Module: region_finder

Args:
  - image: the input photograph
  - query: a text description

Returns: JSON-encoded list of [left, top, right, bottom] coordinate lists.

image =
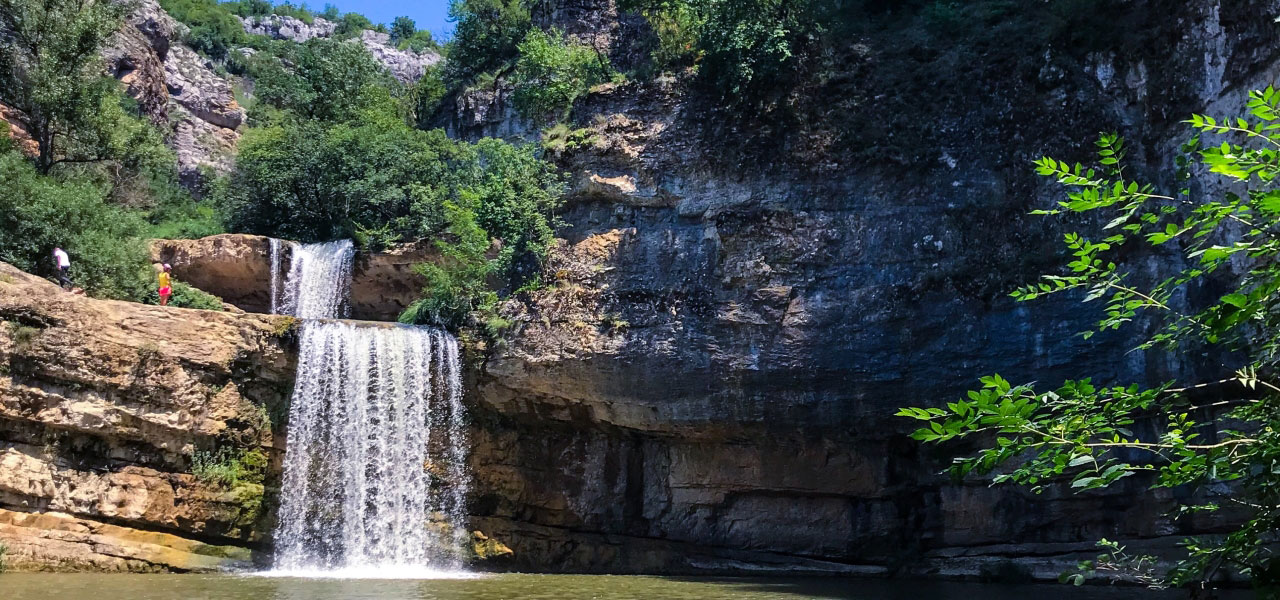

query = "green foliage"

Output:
[[7, 322, 40, 353], [444, 0, 531, 84], [399, 30, 439, 53], [246, 38, 392, 122], [400, 197, 498, 328], [334, 11, 373, 37], [220, 112, 463, 242], [541, 122, 598, 155], [352, 221, 402, 253], [191, 447, 268, 487], [160, 0, 247, 59], [0, 541, 6, 573], [271, 2, 314, 24], [643, 3, 703, 74], [511, 28, 611, 123], [409, 65, 448, 128], [154, 280, 225, 310], [0, 150, 152, 300], [900, 88, 1280, 592], [147, 197, 226, 240], [0, 0, 149, 173], [391, 16, 416, 42], [225, 0, 272, 17]]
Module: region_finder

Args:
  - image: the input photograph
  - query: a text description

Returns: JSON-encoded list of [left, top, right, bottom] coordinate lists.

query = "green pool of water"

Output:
[[1, 572, 1235, 600]]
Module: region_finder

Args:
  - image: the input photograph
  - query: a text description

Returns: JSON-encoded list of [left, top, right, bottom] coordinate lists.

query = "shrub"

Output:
[[0, 150, 151, 300], [400, 30, 438, 53], [644, 3, 704, 73], [7, 322, 40, 353], [191, 447, 268, 486], [334, 12, 373, 37], [444, 0, 531, 84], [399, 197, 497, 329], [511, 28, 611, 123], [272, 2, 314, 24], [152, 281, 225, 311], [159, 0, 247, 59]]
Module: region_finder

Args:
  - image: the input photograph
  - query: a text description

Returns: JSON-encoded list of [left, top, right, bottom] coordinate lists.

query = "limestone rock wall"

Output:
[[237, 15, 443, 83], [451, 0, 1280, 578], [0, 262, 295, 571], [105, 0, 246, 189]]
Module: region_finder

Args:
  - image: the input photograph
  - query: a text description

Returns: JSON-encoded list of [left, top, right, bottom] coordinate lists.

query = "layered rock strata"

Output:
[[0, 262, 294, 571], [449, 0, 1278, 579]]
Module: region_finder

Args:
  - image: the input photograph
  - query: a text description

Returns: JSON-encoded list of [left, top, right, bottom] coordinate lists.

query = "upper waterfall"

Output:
[[269, 239, 354, 319]]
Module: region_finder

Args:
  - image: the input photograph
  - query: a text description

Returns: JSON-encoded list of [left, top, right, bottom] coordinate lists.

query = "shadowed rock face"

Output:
[[149, 235, 434, 322], [0, 262, 294, 572], [449, 0, 1279, 576]]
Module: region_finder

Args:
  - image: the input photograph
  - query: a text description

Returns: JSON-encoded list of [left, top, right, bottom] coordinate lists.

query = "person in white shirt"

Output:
[[52, 247, 71, 290]]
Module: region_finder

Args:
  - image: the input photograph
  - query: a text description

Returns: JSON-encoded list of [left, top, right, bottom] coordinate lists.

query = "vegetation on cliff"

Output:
[[901, 91, 1280, 593]]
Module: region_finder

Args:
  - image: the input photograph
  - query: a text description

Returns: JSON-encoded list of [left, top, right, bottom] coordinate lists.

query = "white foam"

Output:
[[252, 566, 483, 580]]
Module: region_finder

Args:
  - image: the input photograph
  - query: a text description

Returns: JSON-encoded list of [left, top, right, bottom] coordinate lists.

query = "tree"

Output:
[[444, 0, 530, 84], [510, 28, 611, 123], [0, 0, 133, 173], [390, 15, 416, 42], [0, 149, 151, 300], [248, 38, 392, 122], [900, 89, 1280, 595]]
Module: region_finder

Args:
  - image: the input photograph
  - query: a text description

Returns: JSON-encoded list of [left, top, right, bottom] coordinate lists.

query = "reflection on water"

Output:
[[2, 572, 1237, 600]]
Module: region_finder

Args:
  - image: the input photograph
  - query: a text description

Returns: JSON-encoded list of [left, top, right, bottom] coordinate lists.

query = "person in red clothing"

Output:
[[158, 263, 173, 306]]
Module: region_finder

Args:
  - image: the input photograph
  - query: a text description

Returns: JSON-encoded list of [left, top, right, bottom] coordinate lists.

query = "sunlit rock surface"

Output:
[[0, 262, 293, 571]]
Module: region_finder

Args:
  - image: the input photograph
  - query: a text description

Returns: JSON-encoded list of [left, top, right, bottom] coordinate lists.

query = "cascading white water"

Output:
[[267, 239, 471, 577], [274, 240, 354, 319]]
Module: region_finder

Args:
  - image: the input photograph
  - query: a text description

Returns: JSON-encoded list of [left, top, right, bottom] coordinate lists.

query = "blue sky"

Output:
[[312, 0, 454, 41]]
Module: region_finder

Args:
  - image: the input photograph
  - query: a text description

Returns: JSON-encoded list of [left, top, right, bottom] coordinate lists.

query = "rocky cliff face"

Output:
[[237, 15, 442, 83], [105, 0, 245, 189], [449, 0, 1280, 577], [0, 262, 294, 572], [6, 0, 1280, 580]]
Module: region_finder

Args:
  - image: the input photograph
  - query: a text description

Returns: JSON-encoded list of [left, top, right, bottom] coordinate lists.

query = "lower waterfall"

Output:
[[267, 240, 471, 576]]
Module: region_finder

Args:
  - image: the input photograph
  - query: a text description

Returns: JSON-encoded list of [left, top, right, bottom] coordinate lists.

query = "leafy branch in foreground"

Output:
[[901, 87, 1280, 595]]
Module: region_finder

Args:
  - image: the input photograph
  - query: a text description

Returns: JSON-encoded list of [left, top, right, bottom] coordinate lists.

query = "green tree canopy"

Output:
[[0, 0, 139, 173], [444, 0, 531, 84], [390, 15, 416, 42], [510, 28, 610, 123]]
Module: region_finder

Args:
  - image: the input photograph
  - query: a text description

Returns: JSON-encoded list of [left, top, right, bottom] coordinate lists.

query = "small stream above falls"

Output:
[[267, 240, 471, 576]]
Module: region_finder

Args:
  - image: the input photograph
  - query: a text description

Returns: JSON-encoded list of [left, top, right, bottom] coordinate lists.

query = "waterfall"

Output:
[[272, 240, 354, 320], [267, 239, 471, 576]]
